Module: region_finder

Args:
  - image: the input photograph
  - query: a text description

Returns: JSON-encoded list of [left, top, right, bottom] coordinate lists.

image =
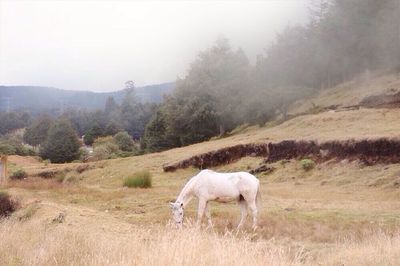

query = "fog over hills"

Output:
[[0, 82, 174, 113]]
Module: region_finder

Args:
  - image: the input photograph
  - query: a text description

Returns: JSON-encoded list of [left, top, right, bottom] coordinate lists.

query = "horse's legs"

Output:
[[197, 198, 207, 227], [204, 202, 213, 228], [247, 200, 258, 230], [237, 200, 248, 229]]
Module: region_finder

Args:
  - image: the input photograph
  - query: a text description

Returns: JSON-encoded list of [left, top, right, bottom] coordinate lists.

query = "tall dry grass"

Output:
[[0, 217, 399, 265], [322, 232, 400, 266], [0, 218, 306, 266]]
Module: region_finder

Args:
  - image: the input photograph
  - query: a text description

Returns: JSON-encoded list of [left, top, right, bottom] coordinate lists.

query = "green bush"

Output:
[[92, 145, 118, 161], [113, 131, 134, 152], [10, 169, 28, 180], [0, 132, 37, 156], [40, 119, 80, 163], [0, 143, 16, 155], [79, 147, 90, 162], [92, 136, 137, 161], [123, 171, 152, 188], [300, 159, 315, 171]]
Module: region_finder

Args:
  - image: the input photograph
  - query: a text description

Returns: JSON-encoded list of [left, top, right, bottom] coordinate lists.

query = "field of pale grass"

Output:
[[0, 215, 399, 265], [1, 155, 400, 265]]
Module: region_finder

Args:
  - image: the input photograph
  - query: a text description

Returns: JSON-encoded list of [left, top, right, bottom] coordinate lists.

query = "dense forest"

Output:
[[1, 0, 399, 161]]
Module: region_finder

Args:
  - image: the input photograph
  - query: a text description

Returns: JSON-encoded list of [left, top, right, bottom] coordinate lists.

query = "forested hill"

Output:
[[0, 82, 174, 113]]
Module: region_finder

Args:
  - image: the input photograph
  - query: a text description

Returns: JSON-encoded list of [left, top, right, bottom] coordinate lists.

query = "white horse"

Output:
[[169, 169, 261, 229]]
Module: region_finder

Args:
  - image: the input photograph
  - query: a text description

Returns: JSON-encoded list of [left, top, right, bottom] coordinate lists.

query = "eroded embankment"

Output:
[[163, 138, 400, 172], [163, 143, 268, 172]]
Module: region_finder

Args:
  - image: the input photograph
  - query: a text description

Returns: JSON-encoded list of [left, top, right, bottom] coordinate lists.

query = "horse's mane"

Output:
[[177, 175, 197, 202], [177, 170, 214, 203]]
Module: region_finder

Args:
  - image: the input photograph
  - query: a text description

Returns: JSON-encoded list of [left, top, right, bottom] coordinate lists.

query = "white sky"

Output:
[[0, 0, 310, 92]]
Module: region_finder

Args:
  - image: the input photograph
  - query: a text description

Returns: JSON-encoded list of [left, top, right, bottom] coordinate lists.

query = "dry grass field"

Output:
[[1, 74, 400, 265], [2, 156, 400, 265]]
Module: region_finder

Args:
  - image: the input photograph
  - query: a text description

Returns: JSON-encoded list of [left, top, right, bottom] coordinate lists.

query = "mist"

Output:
[[1, 0, 399, 151], [0, 0, 309, 92]]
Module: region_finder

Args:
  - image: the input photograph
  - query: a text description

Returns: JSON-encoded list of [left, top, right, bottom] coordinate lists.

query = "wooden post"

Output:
[[0, 155, 8, 184]]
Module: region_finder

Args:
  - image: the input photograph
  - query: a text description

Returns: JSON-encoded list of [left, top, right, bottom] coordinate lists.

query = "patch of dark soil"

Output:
[[249, 164, 275, 175], [37, 170, 63, 179], [266, 140, 320, 162], [163, 138, 400, 172], [76, 164, 93, 174], [0, 192, 19, 218], [319, 139, 400, 165], [266, 139, 400, 165], [52, 212, 66, 223]]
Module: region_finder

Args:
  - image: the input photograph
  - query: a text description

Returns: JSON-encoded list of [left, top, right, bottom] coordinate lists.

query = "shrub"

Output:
[[300, 159, 315, 171], [123, 171, 152, 188], [0, 143, 16, 155], [40, 119, 80, 163], [0, 191, 19, 217], [78, 147, 90, 162], [0, 133, 37, 156], [113, 131, 134, 152], [20, 146, 36, 156], [83, 131, 96, 146], [92, 136, 120, 161], [83, 125, 104, 146], [10, 169, 28, 180], [92, 145, 113, 161]]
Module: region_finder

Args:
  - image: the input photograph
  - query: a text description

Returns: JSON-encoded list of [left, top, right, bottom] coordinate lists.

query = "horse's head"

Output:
[[169, 201, 184, 227]]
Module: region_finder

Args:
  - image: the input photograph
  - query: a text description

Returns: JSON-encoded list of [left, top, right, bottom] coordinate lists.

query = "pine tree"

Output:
[[141, 110, 178, 152], [23, 116, 53, 146], [40, 119, 80, 163]]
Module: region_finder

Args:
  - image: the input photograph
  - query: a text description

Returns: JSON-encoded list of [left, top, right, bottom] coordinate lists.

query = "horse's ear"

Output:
[[169, 202, 174, 209]]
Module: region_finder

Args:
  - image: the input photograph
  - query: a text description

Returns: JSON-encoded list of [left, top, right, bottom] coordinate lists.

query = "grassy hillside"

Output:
[[1, 73, 400, 265], [289, 72, 400, 114]]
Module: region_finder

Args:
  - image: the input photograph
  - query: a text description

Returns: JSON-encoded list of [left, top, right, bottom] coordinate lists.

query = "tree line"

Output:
[[1, 0, 399, 160], [0, 83, 154, 162], [142, 0, 400, 152]]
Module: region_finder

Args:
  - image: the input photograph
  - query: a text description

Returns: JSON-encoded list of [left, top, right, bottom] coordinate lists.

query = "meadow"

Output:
[[1, 154, 400, 265]]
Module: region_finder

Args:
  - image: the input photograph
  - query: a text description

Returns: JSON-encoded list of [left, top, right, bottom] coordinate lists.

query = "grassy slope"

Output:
[[289, 72, 400, 114], [2, 73, 400, 265]]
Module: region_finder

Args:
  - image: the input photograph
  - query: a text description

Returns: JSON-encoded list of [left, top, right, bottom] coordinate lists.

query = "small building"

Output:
[[0, 155, 8, 184]]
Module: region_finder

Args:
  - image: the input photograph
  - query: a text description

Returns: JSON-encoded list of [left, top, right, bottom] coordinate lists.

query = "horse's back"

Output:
[[195, 169, 259, 196]]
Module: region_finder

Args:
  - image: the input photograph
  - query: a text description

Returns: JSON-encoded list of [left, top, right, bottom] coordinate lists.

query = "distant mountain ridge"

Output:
[[0, 82, 174, 113]]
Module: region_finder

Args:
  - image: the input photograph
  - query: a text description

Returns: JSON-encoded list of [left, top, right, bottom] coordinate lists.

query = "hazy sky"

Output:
[[0, 0, 310, 92]]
